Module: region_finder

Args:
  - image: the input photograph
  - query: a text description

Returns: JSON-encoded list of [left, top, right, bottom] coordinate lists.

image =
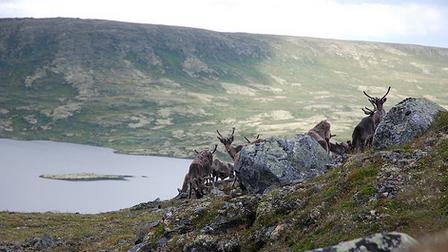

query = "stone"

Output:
[[205, 195, 259, 234], [183, 235, 240, 252], [0, 241, 23, 252], [308, 232, 417, 252], [26, 234, 56, 250], [131, 198, 161, 210], [269, 224, 287, 240], [235, 134, 333, 193], [373, 98, 446, 150], [128, 241, 152, 252]]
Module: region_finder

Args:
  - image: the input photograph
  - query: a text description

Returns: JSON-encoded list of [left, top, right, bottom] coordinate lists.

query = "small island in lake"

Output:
[[39, 173, 133, 181]]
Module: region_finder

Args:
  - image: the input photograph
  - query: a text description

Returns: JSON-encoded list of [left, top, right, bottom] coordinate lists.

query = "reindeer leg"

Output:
[[188, 181, 193, 199], [231, 172, 238, 188]]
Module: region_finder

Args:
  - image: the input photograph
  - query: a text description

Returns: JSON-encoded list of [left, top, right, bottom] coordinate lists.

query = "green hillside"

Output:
[[0, 18, 447, 158]]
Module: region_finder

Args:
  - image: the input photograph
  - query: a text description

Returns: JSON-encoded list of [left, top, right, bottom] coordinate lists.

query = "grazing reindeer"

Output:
[[244, 134, 265, 145], [217, 127, 244, 161], [308, 120, 332, 153], [352, 106, 377, 152], [211, 159, 234, 182], [178, 145, 217, 198], [363, 86, 391, 125], [328, 134, 352, 155]]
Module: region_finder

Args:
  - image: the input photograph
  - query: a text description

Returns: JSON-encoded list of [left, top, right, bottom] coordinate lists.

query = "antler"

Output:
[[194, 149, 199, 154], [244, 136, 251, 143], [216, 129, 224, 138], [230, 127, 235, 137], [330, 134, 336, 138], [363, 90, 375, 100], [211, 144, 217, 154], [362, 106, 375, 115], [381, 86, 391, 100], [256, 134, 260, 139]]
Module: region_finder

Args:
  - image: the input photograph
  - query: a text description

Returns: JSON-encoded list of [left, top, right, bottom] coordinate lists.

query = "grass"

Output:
[[0, 209, 162, 250]]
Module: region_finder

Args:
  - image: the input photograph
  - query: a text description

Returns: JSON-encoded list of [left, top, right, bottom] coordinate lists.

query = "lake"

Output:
[[0, 138, 191, 213]]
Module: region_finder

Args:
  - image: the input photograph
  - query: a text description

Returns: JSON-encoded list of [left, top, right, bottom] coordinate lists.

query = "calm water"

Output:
[[0, 139, 190, 213]]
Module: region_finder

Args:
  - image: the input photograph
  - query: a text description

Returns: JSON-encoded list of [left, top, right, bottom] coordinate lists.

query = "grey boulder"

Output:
[[308, 232, 417, 252], [235, 134, 332, 193], [373, 98, 446, 149]]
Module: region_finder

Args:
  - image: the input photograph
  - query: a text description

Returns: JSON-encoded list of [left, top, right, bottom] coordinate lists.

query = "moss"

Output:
[[430, 111, 448, 133], [359, 184, 376, 200], [436, 139, 448, 160], [150, 225, 166, 244], [191, 198, 224, 228]]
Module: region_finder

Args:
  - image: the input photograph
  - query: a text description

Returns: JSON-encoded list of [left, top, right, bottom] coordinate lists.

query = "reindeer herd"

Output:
[[178, 86, 391, 198]]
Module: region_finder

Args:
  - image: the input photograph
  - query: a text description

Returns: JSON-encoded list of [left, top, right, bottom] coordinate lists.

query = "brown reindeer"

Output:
[[211, 159, 234, 182], [216, 127, 244, 161], [178, 145, 217, 198], [308, 120, 332, 153], [352, 106, 377, 152], [363, 86, 391, 125], [328, 134, 352, 155]]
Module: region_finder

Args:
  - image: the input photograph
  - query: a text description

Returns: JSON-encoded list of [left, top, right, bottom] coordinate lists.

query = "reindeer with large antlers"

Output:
[[351, 86, 391, 152], [352, 106, 377, 152], [178, 145, 217, 198], [216, 127, 244, 161]]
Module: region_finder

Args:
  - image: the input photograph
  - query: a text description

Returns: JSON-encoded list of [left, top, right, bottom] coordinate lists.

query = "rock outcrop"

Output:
[[373, 98, 446, 149], [235, 134, 333, 193], [309, 232, 417, 252]]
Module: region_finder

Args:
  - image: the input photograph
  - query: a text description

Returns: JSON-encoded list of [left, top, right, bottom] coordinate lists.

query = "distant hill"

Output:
[[0, 18, 447, 158]]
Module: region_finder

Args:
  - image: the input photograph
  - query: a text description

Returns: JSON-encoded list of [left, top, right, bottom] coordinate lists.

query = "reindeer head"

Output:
[[363, 86, 391, 111], [216, 127, 235, 146], [217, 127, 244, 160], [194, 144, 217, 165]]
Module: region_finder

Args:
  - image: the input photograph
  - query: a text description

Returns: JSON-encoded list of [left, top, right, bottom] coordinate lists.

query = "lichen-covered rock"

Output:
[[183, 235, 240, 252], [373, 98, 446, 149], [308, 232, 417, 252], [205, 195, 259, 234], [235, 134, 333, 193], [24, 234, 56, 250], [128, 241, 152, 252]]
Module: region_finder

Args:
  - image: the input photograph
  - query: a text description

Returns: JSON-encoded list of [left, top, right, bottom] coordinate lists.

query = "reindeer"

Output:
[[178, 145, 217, 198], [351, 86, 391, 153], [352, 106, 377, 152], [211, 159, 234, 183], [363, 86, 391, 125], [328, 134, 352, 155], [216, 127, 244, 162], [308, 120, 332, 153]]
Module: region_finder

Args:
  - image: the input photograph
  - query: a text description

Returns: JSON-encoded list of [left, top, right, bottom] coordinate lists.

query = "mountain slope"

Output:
[[0, 18, 447, 157], [1, 111, 447, 251]]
